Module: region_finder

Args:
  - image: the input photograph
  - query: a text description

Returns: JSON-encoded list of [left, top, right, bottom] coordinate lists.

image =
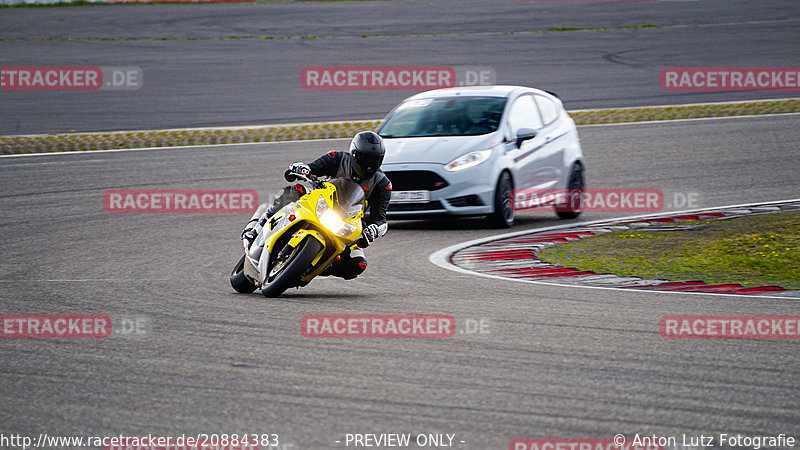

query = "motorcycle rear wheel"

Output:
[[230, 254, 257, 293]]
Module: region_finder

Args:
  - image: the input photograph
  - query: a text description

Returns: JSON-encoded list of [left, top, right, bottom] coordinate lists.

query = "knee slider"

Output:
[[352, 257, 367, 276]]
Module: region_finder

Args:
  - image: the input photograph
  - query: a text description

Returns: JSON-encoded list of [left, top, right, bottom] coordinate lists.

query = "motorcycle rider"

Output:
[[242, 131, 391, 280]]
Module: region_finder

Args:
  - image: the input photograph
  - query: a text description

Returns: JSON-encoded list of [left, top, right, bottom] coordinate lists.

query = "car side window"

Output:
[[506, 95, 543, 138], [535, 95, 560, 126]]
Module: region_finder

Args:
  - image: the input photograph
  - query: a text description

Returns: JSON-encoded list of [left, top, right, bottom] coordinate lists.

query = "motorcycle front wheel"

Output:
[[261, 237, 324, 298]]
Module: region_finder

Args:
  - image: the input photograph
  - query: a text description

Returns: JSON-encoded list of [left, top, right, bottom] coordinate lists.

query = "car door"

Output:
[[531, 94, 567, 190], [502, 94, 556, 195]]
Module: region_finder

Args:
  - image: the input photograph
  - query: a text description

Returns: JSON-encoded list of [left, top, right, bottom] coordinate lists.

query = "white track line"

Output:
[[429, 199, 800, 300]]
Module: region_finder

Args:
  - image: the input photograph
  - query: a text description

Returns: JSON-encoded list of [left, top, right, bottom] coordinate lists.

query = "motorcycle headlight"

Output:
[[443, 149, 492, 172], [316, 197, 358, 237]]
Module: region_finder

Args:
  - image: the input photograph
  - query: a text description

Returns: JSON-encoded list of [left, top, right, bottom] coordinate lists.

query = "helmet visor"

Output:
[[354, 152, 384, 176]]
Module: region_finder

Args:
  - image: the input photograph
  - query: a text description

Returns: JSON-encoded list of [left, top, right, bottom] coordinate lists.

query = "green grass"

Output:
[[0, 0, 105, 7], [569, 99, 800, 125], [538, 211, 800, 289], [2, 99, 799, 155]]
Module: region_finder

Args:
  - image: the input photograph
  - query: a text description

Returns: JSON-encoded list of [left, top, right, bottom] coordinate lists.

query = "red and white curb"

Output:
[[430, 200, 800, 299]]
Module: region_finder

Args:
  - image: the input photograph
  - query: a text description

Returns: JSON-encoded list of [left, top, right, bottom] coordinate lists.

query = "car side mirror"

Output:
[[515, 128, 537, 147]]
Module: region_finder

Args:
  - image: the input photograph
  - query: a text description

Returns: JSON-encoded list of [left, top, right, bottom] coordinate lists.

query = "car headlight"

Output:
[[443, 149, 492, 172], [316, 197, 358, 237]]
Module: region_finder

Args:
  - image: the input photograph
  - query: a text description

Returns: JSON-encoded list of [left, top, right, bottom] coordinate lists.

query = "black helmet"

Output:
[[350, 131, 385, 178]]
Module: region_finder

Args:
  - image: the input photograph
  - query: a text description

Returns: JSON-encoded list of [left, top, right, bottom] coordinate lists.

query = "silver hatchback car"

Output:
[[377, 85, 585, 227]]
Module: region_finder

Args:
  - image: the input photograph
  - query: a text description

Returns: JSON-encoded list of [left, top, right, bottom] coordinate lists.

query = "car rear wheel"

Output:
[[488, 172, 515, 228], [556, 163, 584, 219]]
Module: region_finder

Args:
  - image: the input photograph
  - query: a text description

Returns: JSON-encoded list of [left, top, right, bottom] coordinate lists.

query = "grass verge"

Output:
[[1, 99, 798, 155], [0, 121, 381, 154], [0, 0, 105, 7], [569, 99, 800, 125], [537, 211, 800, 290]]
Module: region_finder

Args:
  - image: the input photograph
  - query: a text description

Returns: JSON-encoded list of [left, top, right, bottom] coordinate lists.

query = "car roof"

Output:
[[402, 85, 550, 100]]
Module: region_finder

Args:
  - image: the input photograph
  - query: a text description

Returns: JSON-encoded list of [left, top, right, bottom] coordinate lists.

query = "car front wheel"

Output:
[[488, 171, 515, 228]]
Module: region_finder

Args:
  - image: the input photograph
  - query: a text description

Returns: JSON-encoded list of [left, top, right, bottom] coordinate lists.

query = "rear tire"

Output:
[[230, 255, 257, 293], [261, 238, 323, 298], [556, 163, 584, 220], [488, 171, 515, 228]]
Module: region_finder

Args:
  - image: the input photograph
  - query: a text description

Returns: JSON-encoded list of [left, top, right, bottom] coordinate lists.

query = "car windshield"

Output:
[[378, 96, 507, 138]]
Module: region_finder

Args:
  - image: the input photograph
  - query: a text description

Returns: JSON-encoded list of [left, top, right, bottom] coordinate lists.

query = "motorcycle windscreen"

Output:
[[328, 178, 366, 218]]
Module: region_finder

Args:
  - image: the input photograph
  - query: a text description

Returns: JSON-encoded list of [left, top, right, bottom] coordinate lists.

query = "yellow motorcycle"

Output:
[[230, 173, 366, 297]]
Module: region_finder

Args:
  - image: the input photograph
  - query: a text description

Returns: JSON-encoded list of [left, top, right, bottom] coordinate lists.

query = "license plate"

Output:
[[390, 190, 430, 204]]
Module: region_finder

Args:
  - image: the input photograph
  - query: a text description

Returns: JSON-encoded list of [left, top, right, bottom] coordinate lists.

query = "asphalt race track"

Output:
[[1, 114, 800, 448], [1, 0, 799, 134], [2, 0, 800, 448]]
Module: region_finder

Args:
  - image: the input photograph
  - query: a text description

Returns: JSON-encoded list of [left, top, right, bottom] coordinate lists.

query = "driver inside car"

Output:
[[241, 131, 391, 280]]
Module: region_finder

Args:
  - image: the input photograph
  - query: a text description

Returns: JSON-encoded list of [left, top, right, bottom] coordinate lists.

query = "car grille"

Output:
[[383, 170, 449, 191], [388, 200, 445, 212], [446, 195, 484, 207]]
